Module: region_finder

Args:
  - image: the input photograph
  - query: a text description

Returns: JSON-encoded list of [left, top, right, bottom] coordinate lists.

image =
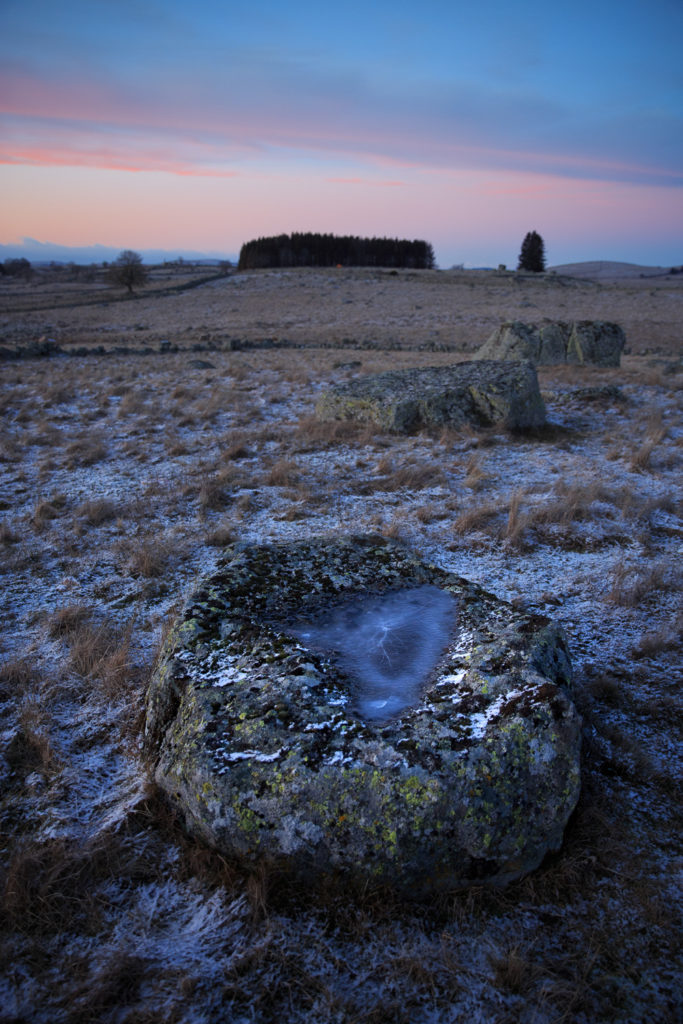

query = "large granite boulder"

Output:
[[146, 536, 581, 893], [315, 360, 546, 432], [478, 321, 625, 367]]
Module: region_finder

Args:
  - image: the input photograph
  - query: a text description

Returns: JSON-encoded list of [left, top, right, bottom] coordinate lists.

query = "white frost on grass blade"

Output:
[[1, 327, 681, 1024]]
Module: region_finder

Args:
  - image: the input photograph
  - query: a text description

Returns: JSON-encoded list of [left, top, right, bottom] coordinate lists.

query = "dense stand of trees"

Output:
[[238, 233, 436, 270], [1, 258, 32, 278]]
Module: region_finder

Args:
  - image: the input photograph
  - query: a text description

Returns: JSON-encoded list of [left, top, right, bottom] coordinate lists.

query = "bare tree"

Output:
[[107, 250, 149, 294]]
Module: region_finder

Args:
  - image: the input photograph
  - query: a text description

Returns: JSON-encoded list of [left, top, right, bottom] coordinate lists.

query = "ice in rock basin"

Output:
[[290, 585, 458, 722]]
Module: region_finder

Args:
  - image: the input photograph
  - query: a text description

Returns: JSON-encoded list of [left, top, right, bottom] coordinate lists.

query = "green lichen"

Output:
[[148, 535, 581, 892]]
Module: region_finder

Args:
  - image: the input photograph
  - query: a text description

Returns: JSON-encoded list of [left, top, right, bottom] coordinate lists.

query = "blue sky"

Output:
[[1, 0, 682, 266]]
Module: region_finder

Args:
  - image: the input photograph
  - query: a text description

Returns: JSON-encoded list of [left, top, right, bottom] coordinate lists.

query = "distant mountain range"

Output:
[[0, 238, 238, 266]]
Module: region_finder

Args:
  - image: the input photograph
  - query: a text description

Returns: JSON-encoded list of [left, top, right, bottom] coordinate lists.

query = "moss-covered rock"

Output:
[[146, 536, 581, 893], [478, 321, 625, 366], [315, 361, 546, 432]]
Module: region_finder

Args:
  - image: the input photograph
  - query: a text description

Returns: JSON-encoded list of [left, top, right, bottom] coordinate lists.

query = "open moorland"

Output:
[[1, 264, 681, 1023]]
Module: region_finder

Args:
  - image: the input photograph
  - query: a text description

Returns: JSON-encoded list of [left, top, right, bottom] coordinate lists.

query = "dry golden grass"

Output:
[[6, 704, 59, 781], [294, 414, 380, 451], [631, 619, 682, 658], [0, 435, 22, 464], [489, 943, 543, 996], [450, 477, 681, 553], [219, 432, 254, 461], [501, 487, 528, 548], [62, 617, 143, 699], [63, 434, 108, 469], [125, 534, 176, 579], [380, 516, 407, 540], [629, 439, 661, 472], [607, 558, 675, 606], [265, 458, 300, 487], [47, 603, 90, 638], [349, 456, 444, 496], [205, 521, 237, 546], [75, 497, 119, 526], [0, 519, 19, 545], [197, 471, 233, 512], [2, 824, 160, 937], [462, 453, 491, 491], [452, 501, 501, 535], [27, 424, 65, 448], [414, 504, 446, 524], [164, 431, 193, 456], [31, 495, 66, 531], [0, 657, 41, 697], [116, 388, 149, 417], [7, 262, 682, 353], [197, 386, 236, 421], [585, 672, 626, 706], [234, 492, 255, 518], [383, 461, 444, 491], [1, 270, 681, 1024]]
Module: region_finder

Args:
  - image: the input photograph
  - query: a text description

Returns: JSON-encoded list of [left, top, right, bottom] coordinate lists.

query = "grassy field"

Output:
[[1, 265, 681, 1022]]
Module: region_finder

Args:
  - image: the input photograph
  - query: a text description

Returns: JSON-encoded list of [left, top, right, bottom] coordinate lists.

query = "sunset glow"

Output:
[[1, 0, 681, 267]]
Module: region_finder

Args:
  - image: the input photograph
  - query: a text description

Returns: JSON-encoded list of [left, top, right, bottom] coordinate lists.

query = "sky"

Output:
[[1, 0, 682, 268]]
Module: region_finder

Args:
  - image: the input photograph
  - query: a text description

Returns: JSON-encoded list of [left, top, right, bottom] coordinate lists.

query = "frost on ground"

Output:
[[0, 303, 681, 1022]]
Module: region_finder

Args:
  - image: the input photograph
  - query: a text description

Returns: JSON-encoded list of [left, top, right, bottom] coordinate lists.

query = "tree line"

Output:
[[2, 231, 552, 292], [237, 233, 436, 270], [1, 258, 32, 279]]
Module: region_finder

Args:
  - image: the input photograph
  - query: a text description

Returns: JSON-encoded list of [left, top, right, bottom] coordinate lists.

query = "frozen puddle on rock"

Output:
[[289, 585, 458, 722]]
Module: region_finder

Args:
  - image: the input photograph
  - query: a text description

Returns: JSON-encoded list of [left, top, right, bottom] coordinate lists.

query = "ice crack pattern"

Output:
[[291, 585, 458, 722]]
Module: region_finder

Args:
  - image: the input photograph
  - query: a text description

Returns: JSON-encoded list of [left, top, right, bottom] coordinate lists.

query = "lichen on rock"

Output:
[[478, 320, 626, 366], [315, 360, 546, 432], [146, 536, 581, 893]]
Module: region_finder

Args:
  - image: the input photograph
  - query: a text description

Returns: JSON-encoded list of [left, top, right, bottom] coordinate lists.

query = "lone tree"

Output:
[[517, 231, 546, 273], [107, 249, 149, 293]]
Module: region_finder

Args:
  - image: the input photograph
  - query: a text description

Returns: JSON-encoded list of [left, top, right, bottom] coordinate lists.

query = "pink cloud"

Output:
[[0, 143, 240, 178], [2, 158, 681, 268], [326, 177, 406, 187], [2, 62, 680, 190]]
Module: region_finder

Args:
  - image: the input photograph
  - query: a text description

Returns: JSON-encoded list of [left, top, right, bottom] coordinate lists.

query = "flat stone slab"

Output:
[[146, 536, 581, 893], [315, 360, 546, 432], [478, 320, 626, 366]]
